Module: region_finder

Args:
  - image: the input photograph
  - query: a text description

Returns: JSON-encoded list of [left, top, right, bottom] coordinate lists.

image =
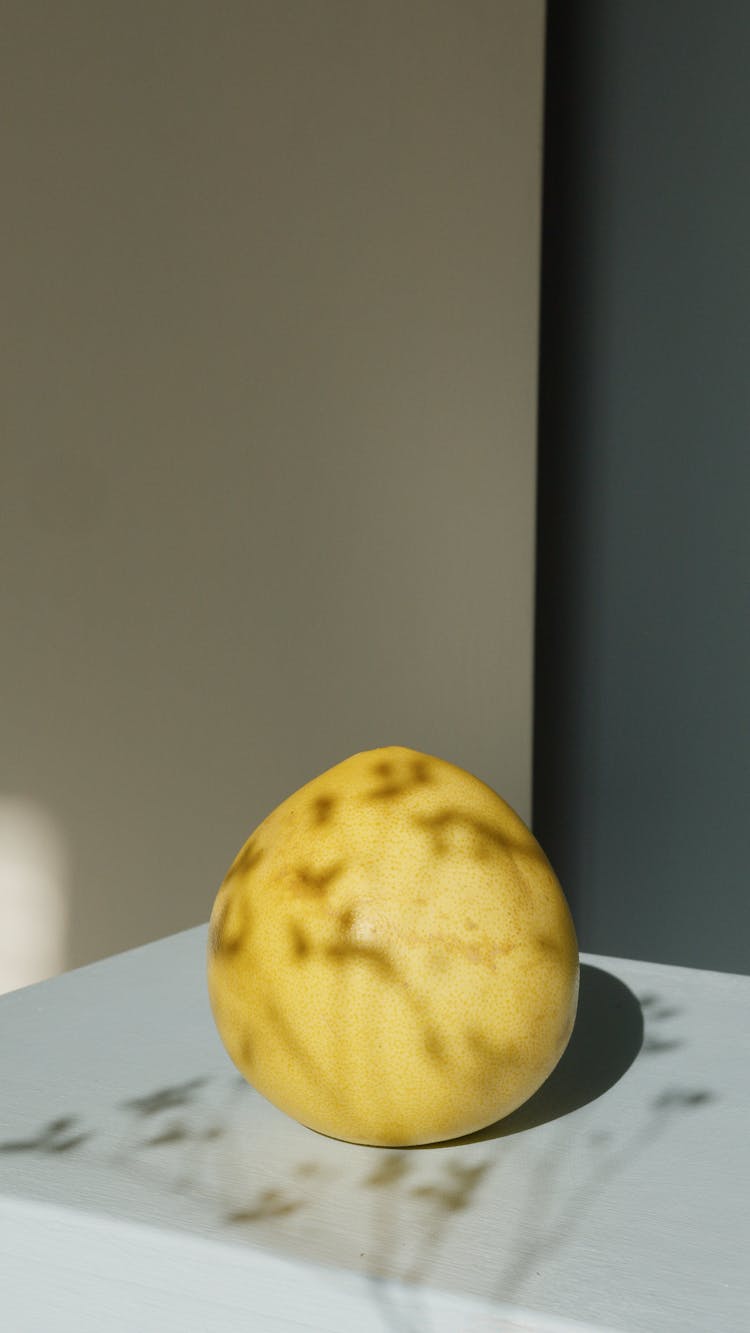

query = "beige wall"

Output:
[[0, 1, 546, 984]]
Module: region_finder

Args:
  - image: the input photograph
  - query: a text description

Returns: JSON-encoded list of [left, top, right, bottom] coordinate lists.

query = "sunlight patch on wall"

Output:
[[0, 798, 69, 995]]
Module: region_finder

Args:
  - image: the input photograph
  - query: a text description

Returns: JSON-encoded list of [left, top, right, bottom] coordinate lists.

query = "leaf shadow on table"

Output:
[[0, 964, 717, 1333], [420, 963, 644, 1149]]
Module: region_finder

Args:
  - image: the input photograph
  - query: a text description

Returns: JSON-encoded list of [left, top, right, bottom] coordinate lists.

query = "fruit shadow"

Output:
[[417, 963, 644, 1148]]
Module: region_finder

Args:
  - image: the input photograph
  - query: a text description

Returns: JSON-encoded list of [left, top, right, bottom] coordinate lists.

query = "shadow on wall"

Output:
[[0, 797, 69, 994]]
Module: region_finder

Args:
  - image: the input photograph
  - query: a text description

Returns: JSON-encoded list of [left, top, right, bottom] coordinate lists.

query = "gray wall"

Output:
[[534, 2, 750, 974], [0, 2, 546, 985]]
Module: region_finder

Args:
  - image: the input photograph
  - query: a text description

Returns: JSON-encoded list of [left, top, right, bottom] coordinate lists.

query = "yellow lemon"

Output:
[[207, 745, 578, 1146]]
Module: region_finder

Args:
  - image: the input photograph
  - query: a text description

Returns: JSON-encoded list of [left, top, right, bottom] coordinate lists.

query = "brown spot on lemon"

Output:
[[465, 1027, 520, 1067], [209, 897, 231, 955], [366, 752, 437, 801], [206, 745, 579, 1146], [311, 794, 336, 824], [289, 923, 311, 959], [414, 808, 514, 860], [210, 891, 252, 958], [225, 839, 264, 884], [325, 939, 396, 978], [423, 1026, 447, 1062], [295, 861, 345, 895]]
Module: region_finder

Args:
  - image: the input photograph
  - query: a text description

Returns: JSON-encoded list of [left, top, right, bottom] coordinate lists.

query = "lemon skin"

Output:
[[207, 745, 579, 1147]]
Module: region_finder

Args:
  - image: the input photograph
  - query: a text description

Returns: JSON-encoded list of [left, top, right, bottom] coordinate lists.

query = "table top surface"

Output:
[[1, 926, 748, 1333]]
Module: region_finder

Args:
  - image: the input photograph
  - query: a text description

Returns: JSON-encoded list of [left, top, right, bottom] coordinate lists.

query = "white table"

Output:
[[1, 926, 747, 1332]]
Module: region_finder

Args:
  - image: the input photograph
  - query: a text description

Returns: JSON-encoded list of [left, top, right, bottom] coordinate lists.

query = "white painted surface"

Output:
[[1, 927, 748, 1331], [0, 1196, 612, 1333]]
